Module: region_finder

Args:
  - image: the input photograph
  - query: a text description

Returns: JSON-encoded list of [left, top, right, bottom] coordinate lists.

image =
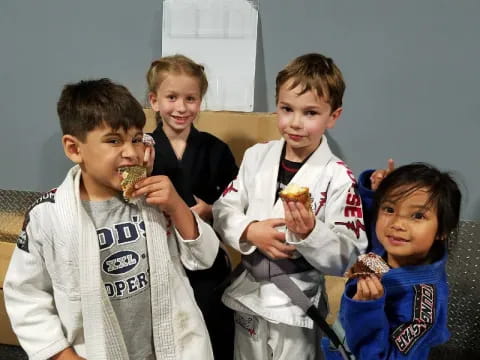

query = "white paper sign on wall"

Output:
[[162, 0, 259, 111]]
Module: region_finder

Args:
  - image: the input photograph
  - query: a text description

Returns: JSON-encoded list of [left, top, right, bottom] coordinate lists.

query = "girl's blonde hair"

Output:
[[146, 54, 208, 97]]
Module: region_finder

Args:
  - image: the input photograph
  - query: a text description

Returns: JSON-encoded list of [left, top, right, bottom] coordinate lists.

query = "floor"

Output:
[[1, 343, 479, 360]]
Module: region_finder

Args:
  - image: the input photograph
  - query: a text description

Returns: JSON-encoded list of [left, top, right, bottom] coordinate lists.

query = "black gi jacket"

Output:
[[151, 125, 238, 206]]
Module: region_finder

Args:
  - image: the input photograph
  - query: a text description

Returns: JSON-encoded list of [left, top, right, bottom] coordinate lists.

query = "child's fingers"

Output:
[[294, 202, 314, 226], [267, 218, 287, 228], [370, 275, 385, 297], [282, 201, 293, 222], [267, 241, 296, 259], [273, 230, 287, 242], [143, 146, 151, 165], [133, 176, 168, 196], [364, 275, 383, 299], [387, 158, 395, 172], [143, 146, 155, 175], [274, 240, 296, 253], [370, 170, 386, 190], [358, 278, 370, 298], [288, 201, 302, 222], [353, 278, 367, 300]]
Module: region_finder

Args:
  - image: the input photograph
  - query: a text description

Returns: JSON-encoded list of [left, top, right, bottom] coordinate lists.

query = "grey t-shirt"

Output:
[[82, 196, 154, 360]]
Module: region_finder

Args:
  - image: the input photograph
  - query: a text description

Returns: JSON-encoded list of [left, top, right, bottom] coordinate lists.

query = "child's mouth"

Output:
[[387, 236, 409, 245], [173, 116, 189, 123], [288, 134, 303, 141]]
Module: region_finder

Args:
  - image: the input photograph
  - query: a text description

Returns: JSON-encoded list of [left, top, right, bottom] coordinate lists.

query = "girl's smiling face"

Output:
[[149, 73, 202, 136], [375, 186, 439, 268]]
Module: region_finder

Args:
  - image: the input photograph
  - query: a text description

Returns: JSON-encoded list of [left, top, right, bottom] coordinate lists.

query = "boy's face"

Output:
[[276, 80, 342, 162], [149, 73, 202, 135], [375, 187, 439, 268], [63, 124, 145, 201]]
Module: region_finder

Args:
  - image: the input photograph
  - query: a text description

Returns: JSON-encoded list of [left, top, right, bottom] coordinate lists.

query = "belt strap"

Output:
[[232, 251, 353, 360]]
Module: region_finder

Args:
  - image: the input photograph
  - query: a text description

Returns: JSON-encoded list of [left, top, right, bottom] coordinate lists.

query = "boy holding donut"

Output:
[[213, 53, 368, 359]]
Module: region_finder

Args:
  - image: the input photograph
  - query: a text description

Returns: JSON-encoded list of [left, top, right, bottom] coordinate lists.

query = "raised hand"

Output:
[[282, 200, 315, 239], [133, 175, 183, 215], [133, 175, 199, 239], [243, 218, 296, 259], [370, 158, 395, 191], [353, 274, 385, 301], [143, 141, 155, 176]]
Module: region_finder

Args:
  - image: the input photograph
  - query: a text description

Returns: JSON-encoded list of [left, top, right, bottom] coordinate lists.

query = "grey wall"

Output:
[[0, 0, 162, 192], [255, 0, 480, 220], [1, 0, 479, 220]]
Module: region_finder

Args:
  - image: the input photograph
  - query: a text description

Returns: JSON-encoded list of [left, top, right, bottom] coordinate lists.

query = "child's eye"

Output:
[[106, 138, 121, 144], [167, 95, 176, 101], [305, 110, 318, 116], [381, 206, 394, 214], [281, 106, 292, 112], [412, 212, 426, 220], [186, 96, 197, 102], [132, 137, 143, 144]]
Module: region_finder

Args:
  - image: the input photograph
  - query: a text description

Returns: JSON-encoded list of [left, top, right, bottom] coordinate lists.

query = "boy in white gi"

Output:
[[4, 79, 219, 360], [213, 53, 368, 359]]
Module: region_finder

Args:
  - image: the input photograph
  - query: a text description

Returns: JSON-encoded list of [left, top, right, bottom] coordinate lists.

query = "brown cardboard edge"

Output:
[[0, 289, 19, 345], [0, 242, 15, 288]]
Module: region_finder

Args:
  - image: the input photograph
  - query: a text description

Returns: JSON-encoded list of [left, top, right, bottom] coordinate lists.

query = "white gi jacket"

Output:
[[213, 137, 368, 328], [4, 165, 218, 360]]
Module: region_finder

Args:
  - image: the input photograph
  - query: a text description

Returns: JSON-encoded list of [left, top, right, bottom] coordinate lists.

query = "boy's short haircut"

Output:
[[275, 53, 345, 112], [57, 78, 146, 142], [373, 163, 462, 246]]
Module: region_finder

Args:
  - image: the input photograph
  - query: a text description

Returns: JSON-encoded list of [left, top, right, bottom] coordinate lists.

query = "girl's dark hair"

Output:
[[373, 163, 461, 248]]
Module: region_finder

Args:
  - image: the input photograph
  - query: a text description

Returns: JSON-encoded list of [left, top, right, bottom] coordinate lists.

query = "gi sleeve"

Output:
[[340, 281, 445, 359], [287, 165, 368, 276], [174, 211, 219, 270], [3, 211, 69, 360], [212, 146, 259, 255]]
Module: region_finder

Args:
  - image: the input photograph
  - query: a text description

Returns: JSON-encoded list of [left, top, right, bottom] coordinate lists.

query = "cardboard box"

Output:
[[144, 109, 279, 165], [0, 241, 19, 345]]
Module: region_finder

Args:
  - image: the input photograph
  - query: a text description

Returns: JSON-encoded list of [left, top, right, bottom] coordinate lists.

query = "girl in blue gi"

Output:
[[328, 163, 461, 359]]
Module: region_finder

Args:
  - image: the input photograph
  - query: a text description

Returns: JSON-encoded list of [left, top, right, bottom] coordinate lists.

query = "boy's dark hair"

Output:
[[275, 53, 345, 112], [373, 163, 461, 248], [57, 78, 146, 142]]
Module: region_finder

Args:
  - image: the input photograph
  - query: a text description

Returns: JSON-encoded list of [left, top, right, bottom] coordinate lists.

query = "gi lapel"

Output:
[[272, 135, 333, 218]]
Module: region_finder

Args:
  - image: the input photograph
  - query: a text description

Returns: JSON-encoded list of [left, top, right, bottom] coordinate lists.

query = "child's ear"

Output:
[[62, 135, 83, 164], [148, 92, 160, 112], [326, 107, 343, 129]]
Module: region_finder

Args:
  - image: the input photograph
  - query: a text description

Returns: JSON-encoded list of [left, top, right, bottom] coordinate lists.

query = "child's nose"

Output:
[[175, 99, 186, 112], [121, 142, 137, 158], [389, 214, 407, 230], [290, 113, 302, 128]]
